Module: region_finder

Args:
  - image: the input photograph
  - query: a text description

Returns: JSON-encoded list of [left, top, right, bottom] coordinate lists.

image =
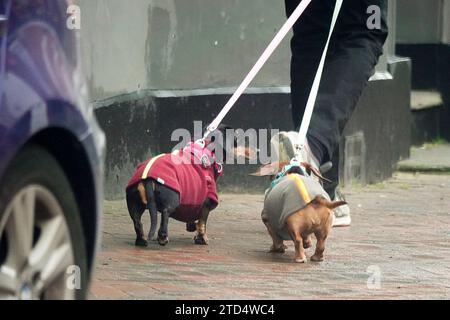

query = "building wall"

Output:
[[75, 0, 291, 100], [396, 0, 450, 141], [443, 0, 450, 43], [76, 0, 397, 99], [396, 0, 450, 44]]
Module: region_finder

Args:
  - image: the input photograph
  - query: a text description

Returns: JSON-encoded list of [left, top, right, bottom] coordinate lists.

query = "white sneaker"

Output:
[[270, 132, 335, 185], [331, 190, 351, 227]]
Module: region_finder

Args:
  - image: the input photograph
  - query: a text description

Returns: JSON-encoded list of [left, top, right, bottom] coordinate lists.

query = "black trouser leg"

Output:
[[285, 0, 388, 194], [324, 147, 340, 198]]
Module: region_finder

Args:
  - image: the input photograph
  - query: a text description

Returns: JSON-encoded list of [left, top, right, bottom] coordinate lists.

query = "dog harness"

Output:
[[127, 141, 223, 222], [271, 161, 309, 188], [263, 173, 330, 240]]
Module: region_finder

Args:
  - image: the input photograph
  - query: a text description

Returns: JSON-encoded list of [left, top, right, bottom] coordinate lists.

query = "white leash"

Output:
[[203, 0, 313, 140], [203, 0, 343, 164], [295, 0, 343, 160]]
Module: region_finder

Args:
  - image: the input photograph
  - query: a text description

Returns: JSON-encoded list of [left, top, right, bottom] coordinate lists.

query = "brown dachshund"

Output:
[[255, 162, 346, 263]]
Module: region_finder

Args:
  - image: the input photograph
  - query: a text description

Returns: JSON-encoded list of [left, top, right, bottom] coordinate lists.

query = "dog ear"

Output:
[[301, 162, 332, 183], [234, 146, 258, 161], [310, 195, 347, 210], [250, 161, 288, 177]]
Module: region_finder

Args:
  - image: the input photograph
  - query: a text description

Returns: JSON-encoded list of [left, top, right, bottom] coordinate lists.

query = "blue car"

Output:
[[0, 0, 105, 299]]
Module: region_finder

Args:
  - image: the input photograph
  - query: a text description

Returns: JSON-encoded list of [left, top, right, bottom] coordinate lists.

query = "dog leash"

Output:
[[202, 0, 343, 163], [294, 0, 343, 161], [202, 0, 313, 140]]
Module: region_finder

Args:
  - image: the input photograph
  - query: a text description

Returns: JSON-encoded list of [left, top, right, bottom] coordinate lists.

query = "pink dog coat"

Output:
[[127, 141, 223, 222]]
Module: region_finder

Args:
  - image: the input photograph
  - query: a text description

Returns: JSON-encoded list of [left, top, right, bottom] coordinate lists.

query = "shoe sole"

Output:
[[332, 215, 352, 227]]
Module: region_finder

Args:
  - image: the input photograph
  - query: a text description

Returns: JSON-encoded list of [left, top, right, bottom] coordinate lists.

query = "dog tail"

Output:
[[145, 181, 158, 240], [311, 195, 347, 210]]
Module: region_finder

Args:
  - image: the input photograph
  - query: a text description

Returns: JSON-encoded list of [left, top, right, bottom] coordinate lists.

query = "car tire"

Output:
[[0, 145, 88, 300]]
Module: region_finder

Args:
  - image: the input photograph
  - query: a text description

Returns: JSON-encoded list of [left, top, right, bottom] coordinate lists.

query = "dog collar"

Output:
[[271, 163, 308, 188], [184, 141, 216, 169]]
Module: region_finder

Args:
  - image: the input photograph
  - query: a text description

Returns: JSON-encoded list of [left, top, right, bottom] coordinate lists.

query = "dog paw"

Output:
[[186, 222, 197, 233], [303, 240, 313, 249], [310, 255, 324, 262], [269, 245, 287, 253], [295, 257, 308, 264], [135, 238, 149, 247], [157, 236, 169, 246], [194, 235, 209, 245]]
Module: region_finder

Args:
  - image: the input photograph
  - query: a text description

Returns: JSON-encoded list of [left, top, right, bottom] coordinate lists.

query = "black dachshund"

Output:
[[126, 125, 255, 247]]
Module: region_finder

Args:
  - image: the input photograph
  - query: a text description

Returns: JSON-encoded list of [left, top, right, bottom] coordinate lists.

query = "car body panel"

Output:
[[0, 0, 105, 282]]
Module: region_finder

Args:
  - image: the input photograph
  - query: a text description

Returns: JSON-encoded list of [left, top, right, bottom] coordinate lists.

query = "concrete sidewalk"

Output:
[[90, 172, 450, 300], [398, 143, 450, 173]]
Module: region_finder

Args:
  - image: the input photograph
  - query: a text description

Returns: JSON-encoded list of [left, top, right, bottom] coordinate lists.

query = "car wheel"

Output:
[[0, 146, 88, 300]]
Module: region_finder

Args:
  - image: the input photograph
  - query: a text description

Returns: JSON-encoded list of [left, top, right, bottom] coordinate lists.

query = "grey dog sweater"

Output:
[[262, 174, 330, 240]]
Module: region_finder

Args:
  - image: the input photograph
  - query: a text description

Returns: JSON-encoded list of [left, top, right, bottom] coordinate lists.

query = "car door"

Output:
[[0, 0, 10, 148], [0, 0, 10, 108], [0, 0, 10, 156]]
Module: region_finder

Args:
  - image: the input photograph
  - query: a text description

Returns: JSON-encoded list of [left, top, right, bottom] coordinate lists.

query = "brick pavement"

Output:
[[90, 172, 450, 299]]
